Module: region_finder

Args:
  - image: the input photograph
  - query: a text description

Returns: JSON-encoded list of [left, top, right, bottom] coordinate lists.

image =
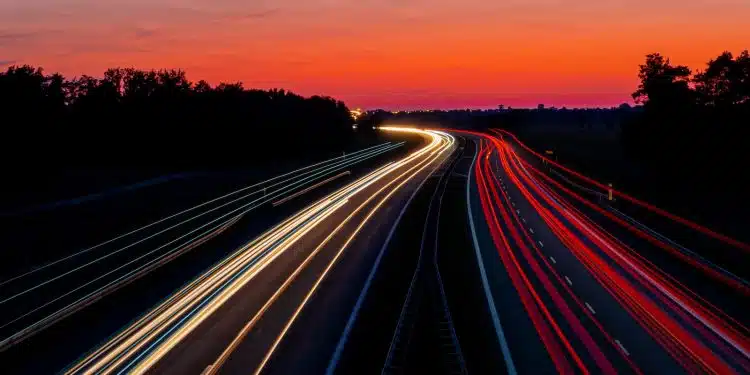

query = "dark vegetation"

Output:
[[0, 65, 377, 209], [624, 51, 750, 185], [0, 65, 356, 167], [360, 50, 750, 241]]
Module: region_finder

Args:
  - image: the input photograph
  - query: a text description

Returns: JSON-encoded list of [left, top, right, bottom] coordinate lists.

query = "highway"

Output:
[[55, 127, 456, 374], [2, 125, 747, 374], [457, 129, 749, 374], [0, 134, 426, 372]]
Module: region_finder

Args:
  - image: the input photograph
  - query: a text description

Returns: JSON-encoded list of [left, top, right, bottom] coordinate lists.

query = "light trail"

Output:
[[491, 128, 750, 252], [251, 129, 455, 375], [64, 127, 453, 375], [462, 129, 749, 374], [0, 141, 403, 350], [0, 142, 396, 289], [0, 141, 400, 306], [272, 171, 351, 206], [498, 135, 750, 367]]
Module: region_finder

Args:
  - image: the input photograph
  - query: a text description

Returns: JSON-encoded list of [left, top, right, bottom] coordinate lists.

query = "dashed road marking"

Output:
[[529, 228, 534, 234], [585, 302, 596, 314], [615, 340, 630, 356], [538, 240, 544, 247], [564, 276, 572, 286], [549, 256, 556, 264], [521, 218, 526, 223], [516, 209, 520, 214]]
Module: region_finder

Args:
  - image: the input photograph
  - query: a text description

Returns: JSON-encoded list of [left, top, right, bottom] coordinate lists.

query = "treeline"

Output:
[[622, 51, 750, 187], [0, 66, 355, 166], [364, 106, 636, 131]]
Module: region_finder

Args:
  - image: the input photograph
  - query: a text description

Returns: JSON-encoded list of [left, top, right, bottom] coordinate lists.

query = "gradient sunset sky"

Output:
[[1, 0, 748, 109]]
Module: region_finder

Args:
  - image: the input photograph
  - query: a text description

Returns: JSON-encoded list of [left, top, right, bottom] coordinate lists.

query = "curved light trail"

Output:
[[457, 129, 749, 374], [64, 127, 455, 375], [0, 141, 403, 350]]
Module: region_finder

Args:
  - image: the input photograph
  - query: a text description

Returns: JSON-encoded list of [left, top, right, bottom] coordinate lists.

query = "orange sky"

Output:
[[1, 1, 748, 109]]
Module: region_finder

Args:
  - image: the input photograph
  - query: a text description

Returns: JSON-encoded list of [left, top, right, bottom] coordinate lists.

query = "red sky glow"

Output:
[[1, 0, 748, 109]]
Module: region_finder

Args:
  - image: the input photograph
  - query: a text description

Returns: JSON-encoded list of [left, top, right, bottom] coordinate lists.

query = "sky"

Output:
[[1, 0, 748, 110]]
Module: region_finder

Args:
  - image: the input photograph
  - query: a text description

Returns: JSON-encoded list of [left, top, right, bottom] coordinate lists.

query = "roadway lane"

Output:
[[328, 134, 514, 375], [480, 138, 677, 373], [458, 128, 749, 374], [239, 134, 460, 375], [494, 130, 749, 373], [0, 139, 418, 373], [62, 127, 457, 375]]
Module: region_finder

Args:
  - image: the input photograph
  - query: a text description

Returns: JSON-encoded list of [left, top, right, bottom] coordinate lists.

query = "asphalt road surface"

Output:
[[456, 129, 749, 374], [2, 126, 747, 375], [55, 127, 457, 375], [0, 135, 421, 373]]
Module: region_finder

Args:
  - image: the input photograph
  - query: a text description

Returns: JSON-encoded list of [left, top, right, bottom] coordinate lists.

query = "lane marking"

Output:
[[537, 240, 544, 247], [585, 302, 596, 315], [465, 138, 517, 375], [564, 276, 572, 286], [529, 228, 534, 234], [326, 143, 444, 374], [615, 340, 630, 356], [521, 218, 526, 223], [549, 256, 556, 264]]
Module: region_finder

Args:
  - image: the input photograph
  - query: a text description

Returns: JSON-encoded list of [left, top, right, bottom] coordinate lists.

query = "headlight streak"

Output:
[[250, 129, 455, 375], [0, 142, 404, 351], [65, 127, 452, 375], [0, 143, 396, 290]]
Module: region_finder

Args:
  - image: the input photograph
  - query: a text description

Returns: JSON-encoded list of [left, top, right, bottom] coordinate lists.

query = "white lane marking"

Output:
[[529, 228, 534, 234], [326, 149, 444, 374], [466, 139, 517, 375], [511, 202, 515, 207], [615, 340, 630, 356], [564, 276, 573, 286], [585, 302, 596, 314], [564, 205, 749, 357], [538, 240, 544, 247], [549, 256, 556, 264], [516, 209, 520, 214], [521, 218, 526, 223]]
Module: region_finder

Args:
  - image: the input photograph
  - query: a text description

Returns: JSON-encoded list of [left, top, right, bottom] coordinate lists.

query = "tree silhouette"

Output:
[[0, 65, 355, 167], [632, 53, 693, 107], [621, 50, 750, 195], [694, 51, 750, 107]]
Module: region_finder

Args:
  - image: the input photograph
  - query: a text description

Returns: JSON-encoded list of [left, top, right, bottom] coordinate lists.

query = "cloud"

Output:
[[0, 29, 58, 48], [134, 27, 158, 39], [0, 59, 17, 66], [237, 8, 280, 19], [209, 7, 281, 23], [0, 31, 37, 46]]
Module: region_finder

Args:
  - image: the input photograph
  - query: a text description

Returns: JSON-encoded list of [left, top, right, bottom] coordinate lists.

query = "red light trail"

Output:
[[456, 129, 749, 374]]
